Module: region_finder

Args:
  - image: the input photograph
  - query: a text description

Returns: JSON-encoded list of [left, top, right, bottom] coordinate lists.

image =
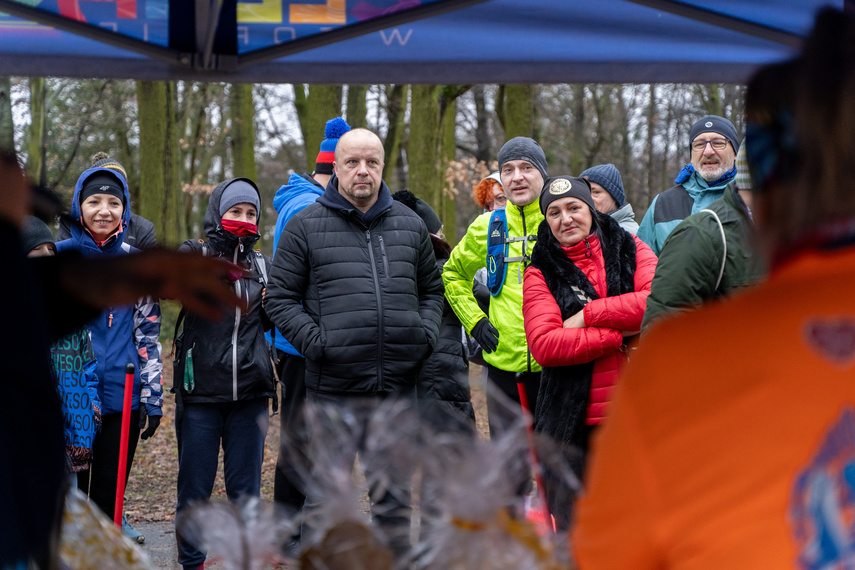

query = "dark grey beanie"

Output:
[[21, 215, 54, 253], [498, 137, 548, 181], [219, 180, 260, 218], [690, 115, 740, 153]]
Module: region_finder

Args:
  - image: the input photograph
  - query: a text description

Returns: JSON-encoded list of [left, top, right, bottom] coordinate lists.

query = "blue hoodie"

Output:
[[55, 167, 163, 417], [266, 172, 324, 356]]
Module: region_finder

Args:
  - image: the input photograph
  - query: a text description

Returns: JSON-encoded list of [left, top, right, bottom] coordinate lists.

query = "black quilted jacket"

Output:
[[265, 176, 444, 395]]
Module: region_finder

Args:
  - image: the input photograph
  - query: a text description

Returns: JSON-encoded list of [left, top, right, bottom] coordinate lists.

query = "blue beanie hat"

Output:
[[580, 163, 625, 207], [315, 117, 351, 175]]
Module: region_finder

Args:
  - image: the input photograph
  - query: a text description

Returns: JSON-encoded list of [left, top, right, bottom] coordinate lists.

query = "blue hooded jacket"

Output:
[[55, 167, 163, 417], [266, 172, 324, 357]]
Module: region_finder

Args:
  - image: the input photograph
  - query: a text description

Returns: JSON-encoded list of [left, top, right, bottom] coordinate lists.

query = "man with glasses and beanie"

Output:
[[638, 115, 740, 255]]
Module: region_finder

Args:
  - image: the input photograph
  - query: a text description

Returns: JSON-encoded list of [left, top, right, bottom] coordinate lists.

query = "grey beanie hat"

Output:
[[219, 179, 260, 218], [498, 137, 548, 181], [21, 215, 54, 253], [580, 163, 626, 207], [690, 115, 740, 153]]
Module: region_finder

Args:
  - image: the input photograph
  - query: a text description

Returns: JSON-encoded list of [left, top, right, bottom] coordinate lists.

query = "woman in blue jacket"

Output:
[[55, 167, 163, 534]]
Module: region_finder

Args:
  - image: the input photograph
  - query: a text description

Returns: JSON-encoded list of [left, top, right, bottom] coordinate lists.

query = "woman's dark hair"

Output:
[[746, 8, 855, 256]]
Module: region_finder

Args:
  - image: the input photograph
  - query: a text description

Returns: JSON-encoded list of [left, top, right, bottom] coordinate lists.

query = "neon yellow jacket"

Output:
[[443, 200, 544, 373]]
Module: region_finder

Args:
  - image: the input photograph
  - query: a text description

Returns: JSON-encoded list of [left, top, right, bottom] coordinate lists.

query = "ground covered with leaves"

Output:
[[125, 347, 490, 525]]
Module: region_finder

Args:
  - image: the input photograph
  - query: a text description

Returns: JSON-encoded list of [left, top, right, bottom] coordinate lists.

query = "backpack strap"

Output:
[[486, 209, 509, 297], [253, 250, 268, 287], [171, 307, 186, 357], [700, 208, 727, 291]]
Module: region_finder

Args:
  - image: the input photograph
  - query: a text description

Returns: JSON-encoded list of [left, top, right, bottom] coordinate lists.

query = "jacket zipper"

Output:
[[366, 229, 385, 391], [231, 243, 243, 401], [108, 311, 113, 328], [378, 235, 390, 275], [520, 205, 533, 373], [518, 205, 529, 284]]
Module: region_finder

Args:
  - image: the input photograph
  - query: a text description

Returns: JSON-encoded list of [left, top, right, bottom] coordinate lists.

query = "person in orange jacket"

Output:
[[573, 8, 855, 569]]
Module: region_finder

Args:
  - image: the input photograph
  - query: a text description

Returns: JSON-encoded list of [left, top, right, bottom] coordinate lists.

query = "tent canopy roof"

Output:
[[0, 0, 842, 84]]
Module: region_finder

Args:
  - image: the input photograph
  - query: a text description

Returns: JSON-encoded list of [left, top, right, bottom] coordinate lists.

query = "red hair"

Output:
[[472, 178, 500, 210]]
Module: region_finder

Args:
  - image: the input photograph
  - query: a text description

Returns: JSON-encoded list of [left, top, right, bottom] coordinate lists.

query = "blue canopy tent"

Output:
[[0, 0, 844, 84]]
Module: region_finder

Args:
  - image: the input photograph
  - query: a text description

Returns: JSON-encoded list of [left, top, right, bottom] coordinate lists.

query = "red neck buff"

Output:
[[221, 218, 258, 237]]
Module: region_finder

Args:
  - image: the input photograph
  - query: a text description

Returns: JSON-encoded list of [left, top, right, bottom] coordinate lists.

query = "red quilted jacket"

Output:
[[523, 233, 657, 424]]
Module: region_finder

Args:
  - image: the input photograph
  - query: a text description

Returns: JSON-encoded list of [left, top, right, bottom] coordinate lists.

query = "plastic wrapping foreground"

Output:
[[180, 384, 582, 570]]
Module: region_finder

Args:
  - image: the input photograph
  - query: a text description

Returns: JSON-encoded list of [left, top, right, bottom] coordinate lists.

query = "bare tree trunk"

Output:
[[616, 87, 633, 204], [473, 85, 492, 163], [0, 78, 14, 153], [440, 96, 458, 246], [503, 84, 533, 140], [570, 84, 586, 175], [138, 80, 183, 246], [110, 91, 137, 203], [230, 83, 257, 181], [27, 78, 46, 185], [297, 85, 342, 172], [346, 85, 368, 128], [645, 84, 657, 208], [494, 84, 506, 137], [383, 85, 407, 188], [408, 85, 441, 209], [164, 81, 184, 243]]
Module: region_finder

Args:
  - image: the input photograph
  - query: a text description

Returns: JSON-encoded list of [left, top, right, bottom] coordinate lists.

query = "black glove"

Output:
[[471, 318, 500, 353], [139, 411, 161, 441]]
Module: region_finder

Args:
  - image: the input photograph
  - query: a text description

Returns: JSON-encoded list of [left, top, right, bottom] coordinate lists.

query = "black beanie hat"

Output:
[[21, 215, 54, 253], [690, 115, 740, 153], [79, 171, 125, 207], [539, 176, 596, 216], [392, 190, 442, 234]]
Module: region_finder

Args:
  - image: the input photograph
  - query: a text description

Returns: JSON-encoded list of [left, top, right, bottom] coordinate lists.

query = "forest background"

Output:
[[0, 80, 744, 250]]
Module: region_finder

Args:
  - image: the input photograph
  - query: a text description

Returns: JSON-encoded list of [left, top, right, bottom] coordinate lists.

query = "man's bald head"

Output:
[[334, 128, 384, 163], [333, 128, 386, 213]]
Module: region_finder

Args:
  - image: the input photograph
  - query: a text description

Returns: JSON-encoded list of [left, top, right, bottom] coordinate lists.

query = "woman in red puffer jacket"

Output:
[[522, 175, 657, 530]]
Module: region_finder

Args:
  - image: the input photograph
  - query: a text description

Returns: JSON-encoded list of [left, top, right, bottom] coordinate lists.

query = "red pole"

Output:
[[114, 363, 135, 526], [517, 380, 553, 531]]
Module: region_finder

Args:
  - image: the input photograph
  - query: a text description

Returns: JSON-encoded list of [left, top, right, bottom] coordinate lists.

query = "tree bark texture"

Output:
[[137, 80, 183, 246], [0, 78, 14, 153], [230, 83, 257, 181], [346, 85, 368, 128], [27, 77, 46, 185]]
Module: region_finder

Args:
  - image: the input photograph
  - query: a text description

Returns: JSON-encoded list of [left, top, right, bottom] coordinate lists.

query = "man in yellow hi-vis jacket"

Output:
[[443, 137, 547, 439]]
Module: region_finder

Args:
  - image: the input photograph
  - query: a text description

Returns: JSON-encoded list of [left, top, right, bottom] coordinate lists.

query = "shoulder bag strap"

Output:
[[700, 209, 727, 291]]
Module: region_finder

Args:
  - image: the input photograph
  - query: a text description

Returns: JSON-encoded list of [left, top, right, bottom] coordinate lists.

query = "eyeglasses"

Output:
[[494, 195, 507, 204], [692, 138, 730, 152]]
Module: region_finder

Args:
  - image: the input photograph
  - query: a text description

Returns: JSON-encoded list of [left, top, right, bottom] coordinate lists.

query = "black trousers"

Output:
[[301, 388, 416, 560], [273, 354, 308, 512], [77, 409, 141, 521], [543, 424, 596, 531], [484, 364, 541, 438], [483, 364, 541, 507]]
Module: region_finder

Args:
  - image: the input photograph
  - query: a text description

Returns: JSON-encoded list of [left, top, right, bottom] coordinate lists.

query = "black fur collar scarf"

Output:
[[529, 212, 637, 319]]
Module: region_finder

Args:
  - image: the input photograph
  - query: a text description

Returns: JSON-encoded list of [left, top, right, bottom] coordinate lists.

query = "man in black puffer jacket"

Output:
[[264, 128, 444, 557]]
